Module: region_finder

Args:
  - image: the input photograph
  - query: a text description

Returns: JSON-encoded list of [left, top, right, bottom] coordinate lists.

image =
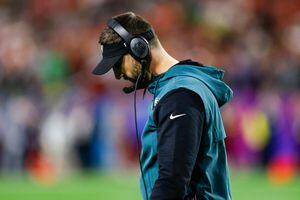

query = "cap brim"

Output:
[[92, 55, 122, 75]]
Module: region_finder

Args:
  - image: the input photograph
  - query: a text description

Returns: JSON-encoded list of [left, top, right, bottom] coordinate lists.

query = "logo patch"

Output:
[[154, 98, 160, 107], [169, 113, 186, 120]]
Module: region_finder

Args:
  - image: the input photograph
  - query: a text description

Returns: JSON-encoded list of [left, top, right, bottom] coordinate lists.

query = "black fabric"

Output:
[[177, 59, 203, 67], [102, 42, 128, 57], [92, 42, 127, 75], [92, 55, 123, 75], [151, 88, 205, 200]]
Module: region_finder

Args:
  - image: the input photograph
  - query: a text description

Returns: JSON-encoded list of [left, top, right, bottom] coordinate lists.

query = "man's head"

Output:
[[93, 12, 159, 86]]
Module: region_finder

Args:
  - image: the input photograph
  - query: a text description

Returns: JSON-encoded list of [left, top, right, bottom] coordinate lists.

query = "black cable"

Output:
[[134, 61, 149, 200]]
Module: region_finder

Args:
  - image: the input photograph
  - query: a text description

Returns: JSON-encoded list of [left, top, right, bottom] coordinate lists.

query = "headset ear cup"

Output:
[[130, 37, 149, 59]]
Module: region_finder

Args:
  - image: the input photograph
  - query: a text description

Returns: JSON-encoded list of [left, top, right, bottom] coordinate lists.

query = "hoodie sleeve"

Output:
[[151, 88, 205, 200]]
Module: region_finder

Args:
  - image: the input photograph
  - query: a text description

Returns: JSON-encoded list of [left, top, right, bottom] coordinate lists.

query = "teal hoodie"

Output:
[[140, 61, 233, 200]]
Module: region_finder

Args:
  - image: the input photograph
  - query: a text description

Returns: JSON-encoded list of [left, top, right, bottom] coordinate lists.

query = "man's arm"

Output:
[[151, 88, 205, 200]]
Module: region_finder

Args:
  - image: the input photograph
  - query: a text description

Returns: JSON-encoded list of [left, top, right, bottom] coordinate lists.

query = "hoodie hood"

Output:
[[148, 60, 233, 107]]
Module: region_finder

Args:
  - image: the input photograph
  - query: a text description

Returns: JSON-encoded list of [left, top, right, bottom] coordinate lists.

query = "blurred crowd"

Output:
[[0, 0, 299, 183]]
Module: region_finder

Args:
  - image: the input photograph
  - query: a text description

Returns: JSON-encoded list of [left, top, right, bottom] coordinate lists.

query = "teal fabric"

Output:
[[140, 64, 233, 200]]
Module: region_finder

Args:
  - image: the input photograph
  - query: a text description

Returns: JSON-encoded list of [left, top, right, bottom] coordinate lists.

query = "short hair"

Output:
[[99, 12, 159, 48]]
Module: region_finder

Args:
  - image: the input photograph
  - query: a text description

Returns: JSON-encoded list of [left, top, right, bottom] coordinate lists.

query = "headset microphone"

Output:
[[122, 86, 135, 94]]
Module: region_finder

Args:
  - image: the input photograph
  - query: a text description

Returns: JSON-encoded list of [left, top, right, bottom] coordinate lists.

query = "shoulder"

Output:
[[153, 87, 205, 127], [158, 87, 203, 107], [154, 88, 204, 118]]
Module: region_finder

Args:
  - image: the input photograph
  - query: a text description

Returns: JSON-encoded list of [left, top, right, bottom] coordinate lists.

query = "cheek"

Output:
[[124, 63, 132, 73], [123, 65, 133, 78], [132, 61, 141, 74], [125, 60, 140, 78]]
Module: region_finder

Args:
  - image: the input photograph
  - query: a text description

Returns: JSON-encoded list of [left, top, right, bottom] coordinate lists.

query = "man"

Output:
[[93, 12, 233, 200]]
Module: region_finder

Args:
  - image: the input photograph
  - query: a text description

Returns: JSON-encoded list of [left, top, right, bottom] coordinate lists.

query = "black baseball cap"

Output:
[[92, 42, 128, 75]]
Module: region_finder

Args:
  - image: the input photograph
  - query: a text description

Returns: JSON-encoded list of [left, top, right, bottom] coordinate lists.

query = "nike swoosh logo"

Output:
[[170, 113, 186, 120]]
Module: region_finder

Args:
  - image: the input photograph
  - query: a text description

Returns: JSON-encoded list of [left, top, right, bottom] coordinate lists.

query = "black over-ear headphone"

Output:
[[107, 18, 154, 64]]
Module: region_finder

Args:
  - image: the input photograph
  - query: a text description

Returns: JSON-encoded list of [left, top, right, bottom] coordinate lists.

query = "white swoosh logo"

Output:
[[170, 113, 186, 120]]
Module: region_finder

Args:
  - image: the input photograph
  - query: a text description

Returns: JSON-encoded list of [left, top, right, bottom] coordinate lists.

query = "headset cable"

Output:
[[134, 60, 149, 200]]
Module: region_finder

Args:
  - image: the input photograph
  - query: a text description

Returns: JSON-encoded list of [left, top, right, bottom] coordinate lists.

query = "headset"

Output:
[[107, 19, 154, 93], [107, 19, 153, 63], [107, 18, 153, 200]]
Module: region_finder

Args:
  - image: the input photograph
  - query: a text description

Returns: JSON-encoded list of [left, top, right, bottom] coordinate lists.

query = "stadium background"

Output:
[[0, 0, 299, 199]]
